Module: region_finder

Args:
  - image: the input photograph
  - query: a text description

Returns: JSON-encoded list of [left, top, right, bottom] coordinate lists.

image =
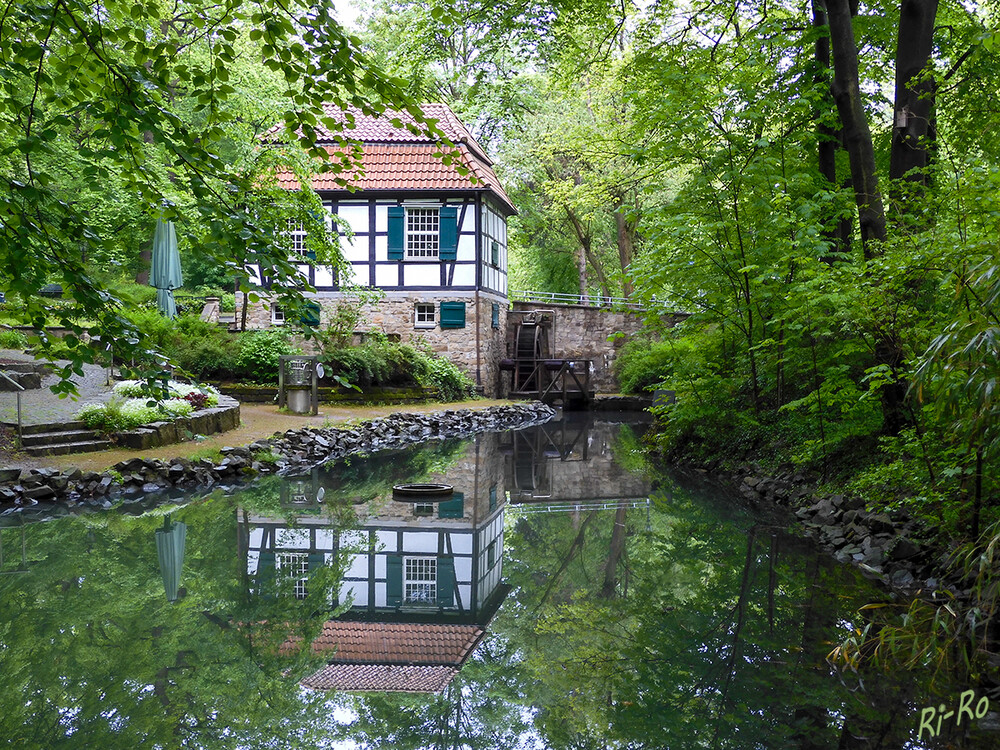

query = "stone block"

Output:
[[148, 421, 178, 445], [119, 429, 160, 450]]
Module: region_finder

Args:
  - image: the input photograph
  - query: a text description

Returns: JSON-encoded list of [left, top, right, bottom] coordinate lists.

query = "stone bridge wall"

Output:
[[508, 302, 649, 393]]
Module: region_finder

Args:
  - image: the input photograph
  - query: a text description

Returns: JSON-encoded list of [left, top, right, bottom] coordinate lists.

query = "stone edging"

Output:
[[0, 402, 556, 512], [113, 396, 241, 450], [715, 464, 941, 592]]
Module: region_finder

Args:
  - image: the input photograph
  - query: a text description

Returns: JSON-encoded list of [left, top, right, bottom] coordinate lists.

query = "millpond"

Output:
[[1, 411, 996, 748]]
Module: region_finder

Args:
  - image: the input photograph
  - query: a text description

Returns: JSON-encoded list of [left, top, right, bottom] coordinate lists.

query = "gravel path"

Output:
[[0, 349, 114, 427]]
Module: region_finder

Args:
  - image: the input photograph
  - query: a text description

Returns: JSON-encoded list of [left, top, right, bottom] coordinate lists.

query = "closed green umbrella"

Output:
[[150, 218, 183, 318], [155, 516, 187, 602]]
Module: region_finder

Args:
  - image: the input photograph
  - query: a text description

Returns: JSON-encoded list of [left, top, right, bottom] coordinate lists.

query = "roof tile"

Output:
[[269, 104, 515, 214]]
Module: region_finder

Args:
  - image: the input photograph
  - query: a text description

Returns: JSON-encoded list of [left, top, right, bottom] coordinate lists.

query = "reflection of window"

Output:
[[407, 208, 439, 258], [414, 303, 435, 329], [271, 303, 285, 325], [404, 557, 437, 604], [277, 552, 309, 599]]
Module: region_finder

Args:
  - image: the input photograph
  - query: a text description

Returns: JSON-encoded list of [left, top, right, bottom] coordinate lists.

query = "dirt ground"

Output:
[[0, 399, 513, 474]]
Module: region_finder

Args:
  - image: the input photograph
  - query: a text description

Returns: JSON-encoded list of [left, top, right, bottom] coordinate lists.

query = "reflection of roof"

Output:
[[311, 621, 483, 663], [300, 622, 485, 694], [302, 664, 458, 692], [269, 104, 516, 215]]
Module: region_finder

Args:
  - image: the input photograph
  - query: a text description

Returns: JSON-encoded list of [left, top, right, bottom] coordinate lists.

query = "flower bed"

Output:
[[75, 380, 221, 433]]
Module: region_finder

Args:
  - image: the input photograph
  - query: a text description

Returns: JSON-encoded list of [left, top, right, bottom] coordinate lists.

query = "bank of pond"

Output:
[[1, 412, 996, 748]]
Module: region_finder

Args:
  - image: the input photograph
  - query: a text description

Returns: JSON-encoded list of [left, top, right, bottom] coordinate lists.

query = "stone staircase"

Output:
[[18, 421, 112, 456]]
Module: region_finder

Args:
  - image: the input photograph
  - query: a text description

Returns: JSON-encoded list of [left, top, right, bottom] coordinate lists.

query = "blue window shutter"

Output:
[[440, 206, 458, 260], [257, 551, 276, 597], [440, 301, 466, 329], [437, 556, 456, 608], [489, 484, 497, 510], [438, 491, 464, 518], [491, 241, 499, 266], [491, 302, 500, 329], [387, 206, 404, 260], [308, 552, 325, 570], [386, 555, 402, 607]]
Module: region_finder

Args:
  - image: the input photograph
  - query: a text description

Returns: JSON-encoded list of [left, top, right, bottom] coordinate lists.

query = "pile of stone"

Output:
[[733, 466, 936, 591], [0, 402, 556, 512]]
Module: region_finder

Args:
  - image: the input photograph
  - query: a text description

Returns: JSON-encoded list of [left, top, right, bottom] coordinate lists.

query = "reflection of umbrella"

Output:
[[155, 516, 187, 602], [151, 218, 182, 318]]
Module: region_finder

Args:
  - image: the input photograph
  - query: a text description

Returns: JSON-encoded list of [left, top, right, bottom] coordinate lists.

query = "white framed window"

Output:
[[286, 219, 308, 257], [271, 303, 285, 325], [412, 502, 434, 517], [414, 303, 435, 329], [404, 556, 437, 604], [406, 208, 439, 258], [277, 552, 309, 599]]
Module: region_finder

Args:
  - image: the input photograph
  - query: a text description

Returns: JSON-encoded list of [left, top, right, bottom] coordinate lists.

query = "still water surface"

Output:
[[0, 413, 993, 748]]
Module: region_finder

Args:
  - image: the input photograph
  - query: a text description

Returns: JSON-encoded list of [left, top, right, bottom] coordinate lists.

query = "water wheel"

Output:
[[513, 322, 548, 392]]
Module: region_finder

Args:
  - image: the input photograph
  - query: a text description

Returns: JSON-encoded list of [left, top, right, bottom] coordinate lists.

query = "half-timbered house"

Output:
[[239, 104, 516, 396]]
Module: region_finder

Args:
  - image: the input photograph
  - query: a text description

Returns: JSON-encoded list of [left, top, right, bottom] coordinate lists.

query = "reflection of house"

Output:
[[241, 433, 508, 692], [239, 104, 517, 395]]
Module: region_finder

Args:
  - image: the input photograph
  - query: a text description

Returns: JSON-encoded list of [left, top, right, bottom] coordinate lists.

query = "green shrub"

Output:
[[235, 328, 300, 383], [0, 328, 28, 349], [416, 347, 475, 401], [319, 337, 474, 401]]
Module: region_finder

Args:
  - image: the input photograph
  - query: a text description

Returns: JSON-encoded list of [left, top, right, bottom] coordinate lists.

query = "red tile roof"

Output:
[[297, 622, 484, 693], [269, 104, 516, 215], [302, 663, 458, 693]]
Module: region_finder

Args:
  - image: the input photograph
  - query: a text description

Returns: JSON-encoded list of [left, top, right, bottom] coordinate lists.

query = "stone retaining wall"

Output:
[[113, 396, 241, 451], [508, 302, 682, 393]]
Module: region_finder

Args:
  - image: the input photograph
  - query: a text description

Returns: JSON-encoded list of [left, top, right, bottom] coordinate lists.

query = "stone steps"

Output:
[[23, 439, 113, 457], [18, 421, 112, 456]]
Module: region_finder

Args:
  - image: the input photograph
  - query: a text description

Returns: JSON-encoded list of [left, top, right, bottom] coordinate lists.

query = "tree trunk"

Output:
[[613, 194, 636, 299], [812, 0, 852, 258], [889, 0, 938, 215], [826, 0, 887, 258]]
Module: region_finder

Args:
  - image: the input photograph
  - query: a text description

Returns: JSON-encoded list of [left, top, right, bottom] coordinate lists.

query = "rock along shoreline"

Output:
[[0, 402, 556, 517], [704, 462, 946, 594]]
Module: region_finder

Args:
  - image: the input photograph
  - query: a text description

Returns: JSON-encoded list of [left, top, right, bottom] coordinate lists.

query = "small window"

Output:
[[414, 303, 436, 329], [491, 240, 500, 266], [412, 502, 434, 517], [491, 302, 500, 329], [271, 303, 285, 325], [276, 552, 309, 599], [404, 557, 437, 604], [406, 208, 440, 259]]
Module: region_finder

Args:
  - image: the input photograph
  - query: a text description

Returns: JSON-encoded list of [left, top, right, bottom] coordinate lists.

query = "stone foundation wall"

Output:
[[236, 292, 509, 397]]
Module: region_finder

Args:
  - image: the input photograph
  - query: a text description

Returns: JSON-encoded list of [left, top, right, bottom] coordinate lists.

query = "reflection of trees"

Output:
[[497, 481, 925, 749], [0, 497, 348, 749], [324, 637, 534, 749]]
